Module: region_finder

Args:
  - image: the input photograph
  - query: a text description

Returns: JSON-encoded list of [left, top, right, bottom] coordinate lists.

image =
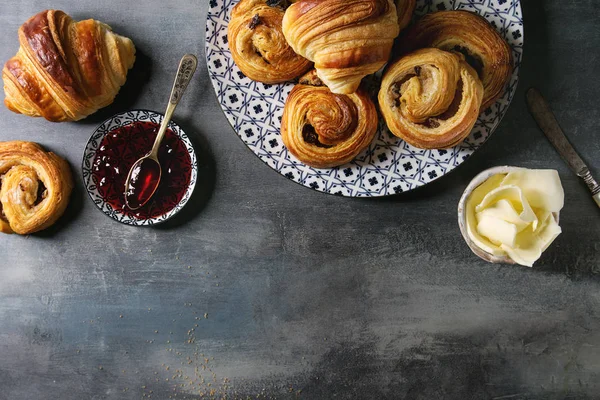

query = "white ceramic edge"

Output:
[[82, 110, 198, 226], [457, 166, 561, 266]]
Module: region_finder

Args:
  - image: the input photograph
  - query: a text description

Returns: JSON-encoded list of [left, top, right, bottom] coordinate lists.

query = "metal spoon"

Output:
[[124, 54, 198, 210]]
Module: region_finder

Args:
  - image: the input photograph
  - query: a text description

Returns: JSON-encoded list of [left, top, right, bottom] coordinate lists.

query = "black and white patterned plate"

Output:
[[82, 110, 198, 226], [206, 0, 523, 196]]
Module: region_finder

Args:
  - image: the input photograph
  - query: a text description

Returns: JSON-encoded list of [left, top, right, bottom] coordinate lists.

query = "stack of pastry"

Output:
[[229, 0, 415, 168], [228, 1, 513, 167]]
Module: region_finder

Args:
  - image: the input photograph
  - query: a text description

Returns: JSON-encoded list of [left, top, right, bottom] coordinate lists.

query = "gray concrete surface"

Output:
[[0, 1, 599, 399]]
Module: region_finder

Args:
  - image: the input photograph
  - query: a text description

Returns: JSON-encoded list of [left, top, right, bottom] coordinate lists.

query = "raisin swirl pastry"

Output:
[[378, 48, 484, 149], [0, 141, 73, 235], [282, 0, 400, 94], [399, 11, 513, 109], [2, 10, 136, 122], [281, 71, 378, 168], [228, 0, 312, 84]]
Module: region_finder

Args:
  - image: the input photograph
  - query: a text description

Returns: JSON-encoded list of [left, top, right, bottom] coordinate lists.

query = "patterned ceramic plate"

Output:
[[82, 110, 198, 226], [206, 0, 523, 196]]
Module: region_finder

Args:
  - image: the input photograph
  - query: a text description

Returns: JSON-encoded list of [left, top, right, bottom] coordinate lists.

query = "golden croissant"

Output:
[[378, 48, 484, 149], [2, 10, 136, 122], [281, 71, 378, 168], [282, 0, 400, 94], [228, 0, 312, 84], [0, 141, 73, 235], [399, 11, 513, 109]]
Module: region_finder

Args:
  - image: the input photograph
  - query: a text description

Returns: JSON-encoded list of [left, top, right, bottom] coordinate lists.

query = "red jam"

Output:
[[92, 121, 192, 219]]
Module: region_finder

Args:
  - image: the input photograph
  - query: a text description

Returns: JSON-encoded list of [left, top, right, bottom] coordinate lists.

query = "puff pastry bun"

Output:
[[399, 10, 512, 109], [228, 0, 312, 84], [378, 48, 484, 149], [396, 0, 416, 30], [2, 10, 136, 122], [0, 141, 73, 235], [282, 0, 400, 94], [281, 71, 378, 168]]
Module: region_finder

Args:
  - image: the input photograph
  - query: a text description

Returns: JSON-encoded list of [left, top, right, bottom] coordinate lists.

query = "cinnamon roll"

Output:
[[228, 0, 312, 84], [0, 141, 73, 235], [378, 48, 484, 149], [398, 11, 513, 109], [281, 71, 378, 168], [282, 0, 400, 94]]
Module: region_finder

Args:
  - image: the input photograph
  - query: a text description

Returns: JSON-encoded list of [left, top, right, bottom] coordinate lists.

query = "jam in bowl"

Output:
[[83, 110, 197, 225]]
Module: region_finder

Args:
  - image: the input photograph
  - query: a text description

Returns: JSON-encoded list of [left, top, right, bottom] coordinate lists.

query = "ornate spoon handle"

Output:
[[170, 54, 199, 105], [150, 54, 198, 158]]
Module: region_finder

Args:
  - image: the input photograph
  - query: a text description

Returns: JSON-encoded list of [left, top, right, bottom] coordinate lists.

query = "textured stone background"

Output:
[[0, 1, 599, 399]]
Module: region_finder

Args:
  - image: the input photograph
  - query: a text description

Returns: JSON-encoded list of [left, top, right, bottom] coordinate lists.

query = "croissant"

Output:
[[378, 48, 484, 149], [2, 10, 136, 122], [396, 0, 416, 30], [0, 141, 73, 235], [282, 0, 400, 94], [398, 11, 513, 109], [281, 70, 378, 168], [228, 0, 312, 84]]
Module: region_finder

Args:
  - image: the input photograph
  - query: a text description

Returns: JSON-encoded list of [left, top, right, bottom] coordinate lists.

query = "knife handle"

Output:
[[580, 168, 600, 194], [580, 168, 600, 208]]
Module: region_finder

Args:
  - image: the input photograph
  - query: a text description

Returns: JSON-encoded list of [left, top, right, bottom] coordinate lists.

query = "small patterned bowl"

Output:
[[457, 166, 560, 265], [82, 110, 198, 226]]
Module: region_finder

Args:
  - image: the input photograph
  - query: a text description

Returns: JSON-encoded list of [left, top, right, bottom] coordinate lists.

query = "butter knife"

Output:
[[526, 88, 600, 208]]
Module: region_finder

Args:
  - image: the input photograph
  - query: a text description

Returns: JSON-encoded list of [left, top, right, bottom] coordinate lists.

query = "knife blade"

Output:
[[526, 88, 600, 208]]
